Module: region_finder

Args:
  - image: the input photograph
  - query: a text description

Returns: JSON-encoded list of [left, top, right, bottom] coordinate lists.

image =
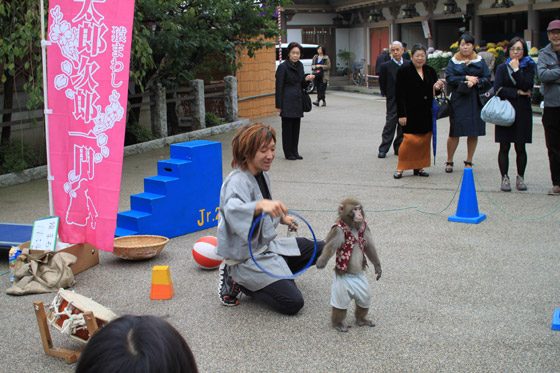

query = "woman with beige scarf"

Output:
[[444, 34, 491, 173]]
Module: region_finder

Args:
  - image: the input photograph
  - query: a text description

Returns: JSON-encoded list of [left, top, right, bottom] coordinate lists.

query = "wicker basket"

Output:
[[113, 235, 169, 260]]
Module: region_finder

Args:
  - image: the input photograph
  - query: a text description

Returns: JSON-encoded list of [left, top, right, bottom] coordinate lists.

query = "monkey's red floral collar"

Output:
[[334, 221, 367, 271]]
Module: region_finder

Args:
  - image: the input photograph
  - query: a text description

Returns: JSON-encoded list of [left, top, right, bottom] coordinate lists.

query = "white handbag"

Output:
[[480, 87, 515, 127]]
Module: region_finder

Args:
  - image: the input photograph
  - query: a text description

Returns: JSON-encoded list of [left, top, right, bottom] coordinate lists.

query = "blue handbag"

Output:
[[480, 87, 515, 127]]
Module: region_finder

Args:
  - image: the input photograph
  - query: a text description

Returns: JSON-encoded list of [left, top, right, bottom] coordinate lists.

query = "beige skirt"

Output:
[[397, 132, 432, 171]]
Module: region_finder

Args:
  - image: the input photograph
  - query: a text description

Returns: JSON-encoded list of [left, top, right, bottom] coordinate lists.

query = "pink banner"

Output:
[[46, 0, 135, 252]]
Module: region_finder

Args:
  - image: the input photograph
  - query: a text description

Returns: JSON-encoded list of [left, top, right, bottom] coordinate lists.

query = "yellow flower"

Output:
[[495, 46, 504, 52], [450, 42, 458, 49], [487, 48, 498, 57], [487, 42, 496, 48], [529, 47, 539, 57]]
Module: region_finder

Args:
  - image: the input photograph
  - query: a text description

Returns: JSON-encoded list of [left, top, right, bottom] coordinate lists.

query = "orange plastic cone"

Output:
[[150, 265, 174, 299]]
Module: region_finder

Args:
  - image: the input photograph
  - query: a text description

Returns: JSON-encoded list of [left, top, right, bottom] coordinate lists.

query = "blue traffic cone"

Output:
[[448, 168, 486, 224], [552, 309, 560, 331]]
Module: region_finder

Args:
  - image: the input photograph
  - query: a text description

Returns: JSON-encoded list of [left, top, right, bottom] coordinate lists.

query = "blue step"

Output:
[[130, 192, 166, 213], [170, 140, 217, 160], [114, 227, 138, 238], [144, 175, 180, 195], [157, 158, 194, 179], [116, 210, 151, 232]]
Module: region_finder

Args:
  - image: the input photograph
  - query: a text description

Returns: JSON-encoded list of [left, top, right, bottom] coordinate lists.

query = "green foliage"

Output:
[[205, 112, 224, 127], [426, 56, 451, 72], [132, 0, 290, 90], [124, 122, 155, 146], [0, 1, 44, 110], [0, 140, 41, 174]]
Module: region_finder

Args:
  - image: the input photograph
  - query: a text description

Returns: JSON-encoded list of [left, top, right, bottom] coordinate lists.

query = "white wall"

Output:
[[287, 29, 302, 44], [335, 29, 349, 69], [401, 24, 429, 51], [289, 13, 338, 25], [349, 28, 365, 64]]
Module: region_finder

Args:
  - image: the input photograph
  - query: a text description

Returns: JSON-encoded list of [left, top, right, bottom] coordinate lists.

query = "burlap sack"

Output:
[[6, 249, 77, 295]]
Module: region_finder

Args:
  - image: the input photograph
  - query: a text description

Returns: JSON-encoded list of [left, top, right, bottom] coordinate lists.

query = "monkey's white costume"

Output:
[[330, 222, 372, 310]]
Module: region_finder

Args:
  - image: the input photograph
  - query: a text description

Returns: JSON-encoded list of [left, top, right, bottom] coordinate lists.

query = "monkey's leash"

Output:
[[249, 210, 318, 279]]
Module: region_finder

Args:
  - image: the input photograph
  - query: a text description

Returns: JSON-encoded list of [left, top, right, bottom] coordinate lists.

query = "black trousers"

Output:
[[543, 107, 560, 186], [378, 102, 403, 154], [315, 78, 327, 102], [281, 117, 301, 158], [240, 237, 325, 315]]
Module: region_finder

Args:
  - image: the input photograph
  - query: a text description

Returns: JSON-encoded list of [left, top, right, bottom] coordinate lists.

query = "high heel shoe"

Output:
[[413, 169, 429, 177], [445, 162, 454, 173], [313, 101, 319, 106], [394, 170, 403, 179]]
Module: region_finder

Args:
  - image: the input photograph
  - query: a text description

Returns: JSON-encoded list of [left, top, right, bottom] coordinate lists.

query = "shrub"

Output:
[[0, 140, 41, 174], [125, 122, 154, 146], [205, 112, 225, 127]]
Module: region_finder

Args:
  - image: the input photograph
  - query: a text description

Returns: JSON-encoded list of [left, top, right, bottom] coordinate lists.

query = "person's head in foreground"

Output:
[[75, 315, 198, 373]]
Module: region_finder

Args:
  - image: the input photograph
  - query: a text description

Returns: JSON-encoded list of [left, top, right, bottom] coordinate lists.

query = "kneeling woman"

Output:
[[394, 44, 444, 179], [217, 123, 325, 315]]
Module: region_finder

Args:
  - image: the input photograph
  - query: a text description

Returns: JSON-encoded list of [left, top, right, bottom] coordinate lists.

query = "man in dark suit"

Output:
[[402, 42, 410, 60], [378, 41, 409, 158], [375, 48, 390, 75]]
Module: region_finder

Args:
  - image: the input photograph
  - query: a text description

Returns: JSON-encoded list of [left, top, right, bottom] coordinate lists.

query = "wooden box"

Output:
[[20, 241, 99, 275]]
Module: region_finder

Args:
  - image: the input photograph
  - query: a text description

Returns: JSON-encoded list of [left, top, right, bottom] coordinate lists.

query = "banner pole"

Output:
[[278, 6, 282, 62], [40, 0, 54, 217]]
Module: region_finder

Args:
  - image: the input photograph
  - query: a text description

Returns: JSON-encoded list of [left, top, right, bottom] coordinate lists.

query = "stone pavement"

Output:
[[1, 91, 559, 372]]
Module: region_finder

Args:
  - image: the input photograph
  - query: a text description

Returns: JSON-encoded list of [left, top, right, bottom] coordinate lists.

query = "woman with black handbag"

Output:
[[444, 34, 491, 173], [493, 37, 535, 191], [275, 42, 315, 160], [311, 45, 331, 107]]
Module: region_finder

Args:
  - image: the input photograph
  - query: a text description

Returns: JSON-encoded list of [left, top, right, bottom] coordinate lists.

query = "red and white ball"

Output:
[[192, 236, 223, 269]]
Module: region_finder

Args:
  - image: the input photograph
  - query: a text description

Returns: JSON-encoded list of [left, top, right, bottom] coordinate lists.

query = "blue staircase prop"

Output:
[[448, 168, 487, 224], [115, 140, 222, 238]]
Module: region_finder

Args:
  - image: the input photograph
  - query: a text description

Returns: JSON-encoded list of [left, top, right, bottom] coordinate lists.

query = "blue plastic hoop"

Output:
[[248, 210, 318, 280]]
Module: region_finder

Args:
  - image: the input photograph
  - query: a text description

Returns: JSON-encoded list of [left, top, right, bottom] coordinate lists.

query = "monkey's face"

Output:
[[339, 201, 364, 228], [350, 205, 364, 226]]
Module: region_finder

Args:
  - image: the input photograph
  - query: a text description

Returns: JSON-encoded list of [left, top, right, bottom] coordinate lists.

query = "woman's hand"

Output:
[[465, 75, 479, 87], [517, 89, 531, 97], [281, 215, 298, 231], [433, 79, 445, 91], [509, 58, 520, 70], [305, 74, 315, 81], [255, 199, 288, 218], [398, 117, 407, 126]]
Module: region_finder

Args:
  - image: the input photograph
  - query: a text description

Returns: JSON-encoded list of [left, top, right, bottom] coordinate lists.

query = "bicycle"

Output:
[[352, 59, 365, 86]]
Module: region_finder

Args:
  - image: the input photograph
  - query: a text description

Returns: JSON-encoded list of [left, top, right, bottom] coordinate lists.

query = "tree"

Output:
[[0, 1, 44, 145], [128, 0, 288, 134]]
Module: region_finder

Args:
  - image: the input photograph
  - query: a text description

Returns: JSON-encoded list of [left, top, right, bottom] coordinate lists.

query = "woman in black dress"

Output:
[[275, 42, 315, 160], [493, 37, 536, 191], [444, 34, 491, 173]]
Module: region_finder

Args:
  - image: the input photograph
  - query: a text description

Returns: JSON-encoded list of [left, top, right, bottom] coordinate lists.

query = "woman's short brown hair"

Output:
[[231, 123, 276, 170]]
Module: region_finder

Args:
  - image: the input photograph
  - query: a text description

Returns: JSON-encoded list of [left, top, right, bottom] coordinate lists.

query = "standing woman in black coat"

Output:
[[275, 42, 315, 160], [394, 44, 445, 179], [493, 37, 536, 191]]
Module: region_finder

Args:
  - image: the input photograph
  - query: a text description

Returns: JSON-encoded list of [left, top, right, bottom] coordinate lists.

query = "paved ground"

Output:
[[1, 90, 559, 372]]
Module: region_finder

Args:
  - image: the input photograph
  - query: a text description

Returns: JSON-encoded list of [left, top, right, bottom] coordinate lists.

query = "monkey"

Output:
[[316, 199, 382, 332]]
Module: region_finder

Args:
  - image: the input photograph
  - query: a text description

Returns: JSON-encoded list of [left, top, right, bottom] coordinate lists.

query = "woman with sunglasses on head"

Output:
[[493, 37, 536, 192]]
